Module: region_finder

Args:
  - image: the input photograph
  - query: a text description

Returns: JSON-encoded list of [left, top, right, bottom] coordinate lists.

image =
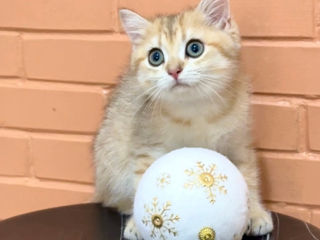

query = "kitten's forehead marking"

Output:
[[156, 14, 187, 61], [166, 15, 176, 40], [179, 13, 187, 41], [158, 14, 185, 45]]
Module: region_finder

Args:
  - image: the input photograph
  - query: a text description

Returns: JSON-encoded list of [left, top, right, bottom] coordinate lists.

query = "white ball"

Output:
[[134, 148, 249, 240]]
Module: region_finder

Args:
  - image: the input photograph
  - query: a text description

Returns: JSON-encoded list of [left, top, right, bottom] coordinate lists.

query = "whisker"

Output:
[[198, 80, 226, 106]]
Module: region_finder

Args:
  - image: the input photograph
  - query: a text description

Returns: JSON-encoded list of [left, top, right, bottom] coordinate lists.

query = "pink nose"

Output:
[[168, 68, 183, 80]]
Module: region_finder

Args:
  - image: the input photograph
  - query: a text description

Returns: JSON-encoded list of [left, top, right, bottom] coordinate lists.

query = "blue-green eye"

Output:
[[186, 40, 204, 58], [148, 48, 164, 67]]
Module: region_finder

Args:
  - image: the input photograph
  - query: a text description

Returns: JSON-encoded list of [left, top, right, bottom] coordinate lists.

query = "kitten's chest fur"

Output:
[[161, 112, 227, 149], [143, 86, 249, 155]]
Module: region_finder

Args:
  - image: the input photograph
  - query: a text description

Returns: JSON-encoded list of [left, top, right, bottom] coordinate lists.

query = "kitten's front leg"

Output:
[[124, 153, 156, 240], [231, 148, 273, 236], [124, 216, 143, 240]]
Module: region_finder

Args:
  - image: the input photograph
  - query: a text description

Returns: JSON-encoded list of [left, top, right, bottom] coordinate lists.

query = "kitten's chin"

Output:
[[162, 79, 215, 102], [171, 82, 190, 90], [163, 85, 203, 103], [169, 78, 194, 91], [167, 83, 192, 96]]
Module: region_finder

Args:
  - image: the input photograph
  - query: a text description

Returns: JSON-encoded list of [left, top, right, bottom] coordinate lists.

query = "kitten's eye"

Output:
[[186, 40, 204, 58], [148, 48, 164, 67]]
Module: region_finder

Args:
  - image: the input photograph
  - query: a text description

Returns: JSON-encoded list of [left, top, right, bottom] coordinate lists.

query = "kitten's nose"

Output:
[[168, 68, 183, 81]]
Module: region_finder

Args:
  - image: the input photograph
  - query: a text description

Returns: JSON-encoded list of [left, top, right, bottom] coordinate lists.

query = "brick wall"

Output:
[[0, 0, 320, 227]]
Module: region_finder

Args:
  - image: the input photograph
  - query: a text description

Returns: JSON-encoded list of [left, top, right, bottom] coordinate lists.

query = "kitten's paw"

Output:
[[124, 217, 143, 240], [246, 208, 273, 236]]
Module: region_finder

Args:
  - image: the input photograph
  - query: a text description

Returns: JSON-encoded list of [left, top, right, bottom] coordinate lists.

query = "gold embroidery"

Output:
[[185, 162, 228, 204], [157, 173, 171, 188], [152, 214, 163, 228], [142, 197, 180, 239], [199, 173, 214, 187], [199, 227, 216, 240]]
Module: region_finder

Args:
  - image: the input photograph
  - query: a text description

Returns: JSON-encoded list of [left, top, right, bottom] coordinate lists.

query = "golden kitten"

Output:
[[94, 0, 273, 239]]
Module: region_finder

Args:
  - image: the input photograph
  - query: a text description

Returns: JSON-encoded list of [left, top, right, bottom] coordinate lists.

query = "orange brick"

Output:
[[119, 0, 197, 17], [0, 131, 29, 176], [0, 33, 21, 76], [24, 36, 130, 84], [265, 203, 311, 223], [252, 103, 299, 151], [31, 134, 94, 183], [242, 44, 320, 95], [308, 105, 320, 151], [0, 83, 105, 133], [311, 209, 320, 228], [232, 0, 314, 37], [0, 0, 115, 30], [0, 182, 93, 219], [260, 153, 320, 205], [119, 0, 314, 37]]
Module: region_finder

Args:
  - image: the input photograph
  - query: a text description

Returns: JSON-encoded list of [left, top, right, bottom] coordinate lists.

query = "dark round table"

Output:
[[0, 203, 319, 240]]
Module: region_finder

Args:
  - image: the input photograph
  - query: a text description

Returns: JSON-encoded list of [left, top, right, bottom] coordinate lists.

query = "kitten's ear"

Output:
[[197, 0, 231, 29], [119, 9, 150, 45]]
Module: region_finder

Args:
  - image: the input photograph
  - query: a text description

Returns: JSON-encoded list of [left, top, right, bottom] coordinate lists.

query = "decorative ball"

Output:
[[133, 148, 249, 240]]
